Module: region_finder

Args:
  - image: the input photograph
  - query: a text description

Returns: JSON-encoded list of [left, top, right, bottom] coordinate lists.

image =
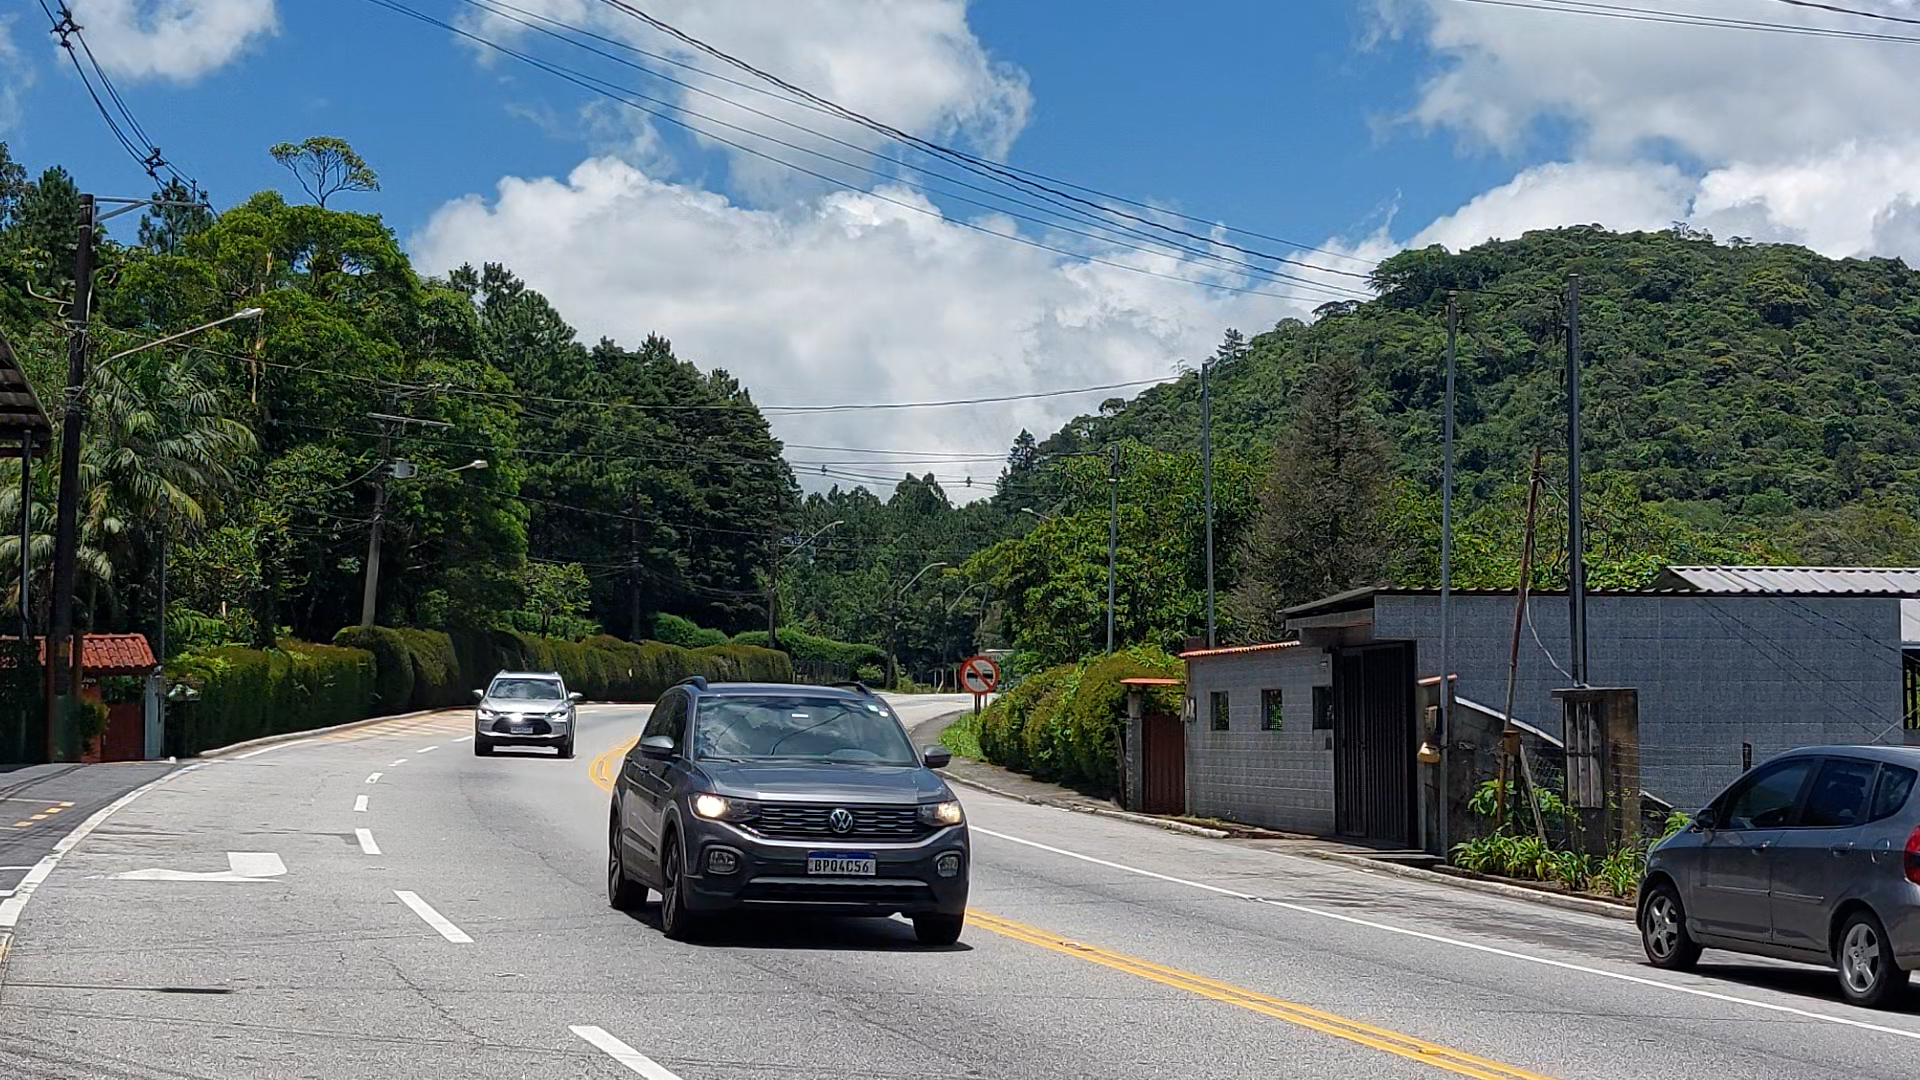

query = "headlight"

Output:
[[690, 794, 758, 821], [919, 800, 964, 826], [476, 708, 501, 721]]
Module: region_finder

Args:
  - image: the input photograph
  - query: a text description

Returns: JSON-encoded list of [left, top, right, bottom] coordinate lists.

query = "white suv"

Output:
[[473, 671, 581, 758]]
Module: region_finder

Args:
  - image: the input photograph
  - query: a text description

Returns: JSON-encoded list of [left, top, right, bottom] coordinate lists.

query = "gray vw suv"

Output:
[[473, 671, 581, 758], [1639, 745, 1920, 1007], [606, 678, 970, 945]]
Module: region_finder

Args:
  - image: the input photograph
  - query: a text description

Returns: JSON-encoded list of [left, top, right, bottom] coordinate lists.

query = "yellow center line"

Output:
[[588, 738, 635, 794], [966, 910, 1560, 1080]]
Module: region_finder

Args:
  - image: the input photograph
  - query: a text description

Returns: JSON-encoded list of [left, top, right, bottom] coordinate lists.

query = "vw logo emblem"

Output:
[[827, 808, 856, 834]]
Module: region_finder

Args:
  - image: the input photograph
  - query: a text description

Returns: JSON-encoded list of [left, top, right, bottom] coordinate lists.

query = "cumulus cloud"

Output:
[[66, 0, 277, 82], [410, 158, 1301, 494], [0, 16, 29, 131], [1407, 161, 1693, 250], [457, 0, 1031, 200]]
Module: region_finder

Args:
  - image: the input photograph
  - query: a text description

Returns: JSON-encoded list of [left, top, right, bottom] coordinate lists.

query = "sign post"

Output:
[[958, 654, 1000, 715]]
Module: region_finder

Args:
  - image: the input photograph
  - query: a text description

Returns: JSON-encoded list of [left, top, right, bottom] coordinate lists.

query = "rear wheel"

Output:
[[473, 738, 494, 757], [913, 912, 965, 947], [1640, 880, 1701, 971], [607, 806, 646, 912], [1837, 909, 1910, 1008], [658, 833, 702, 941]]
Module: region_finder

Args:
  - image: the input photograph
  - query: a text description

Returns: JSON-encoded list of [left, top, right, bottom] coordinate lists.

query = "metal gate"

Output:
[[1333, 643, 1416, 847], [1141, 713, 1185, 816]]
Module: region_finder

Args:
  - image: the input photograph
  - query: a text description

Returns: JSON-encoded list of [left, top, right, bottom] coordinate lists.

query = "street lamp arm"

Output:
[[103, 307, 265, 365]]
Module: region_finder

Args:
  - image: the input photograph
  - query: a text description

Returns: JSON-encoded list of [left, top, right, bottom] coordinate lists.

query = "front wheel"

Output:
[[607, 807, 646, 912], [913, 912, 965, 947], [559, 737, 576, 759], [473, 738, 494, 757], [658, 834, 702, 941], [1640, 880, 1701, 971], [1837, 909, 1910, 1009]]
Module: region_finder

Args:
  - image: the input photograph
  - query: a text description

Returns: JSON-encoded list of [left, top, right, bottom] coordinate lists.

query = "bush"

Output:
[[730, 628, 887, 670], [333, 626, 415, 715], [168, 640, 377, 755], [973, 645, 1183, 795], [653, 613, 728, 649]]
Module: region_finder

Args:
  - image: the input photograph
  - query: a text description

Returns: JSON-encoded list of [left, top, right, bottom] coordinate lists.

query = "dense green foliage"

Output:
[[974, 646, 1184, 795], [652, 613, 729, 649], [165, 641, 376, 755], [729, 627, 887, 678]]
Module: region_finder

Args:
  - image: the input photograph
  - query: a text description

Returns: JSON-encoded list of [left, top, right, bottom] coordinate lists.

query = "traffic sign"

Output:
[[959, 655, 1000, 696]]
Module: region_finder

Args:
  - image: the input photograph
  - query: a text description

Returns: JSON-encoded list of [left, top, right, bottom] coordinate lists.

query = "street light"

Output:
[[103, 307, 265, 365], [450, 459, 488, 473], [887, 560, 948, 690], [767, 519, 844, 650]]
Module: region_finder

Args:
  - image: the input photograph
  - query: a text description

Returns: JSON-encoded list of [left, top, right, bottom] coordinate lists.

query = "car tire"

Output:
[[913, 912, 965, 947], [607, 807, 646, 912], [1639, 880, 1701, 971], [1837, 908, 1910, 1009], [658, 833, 702, 941], [559, 737, 575, 760], [473, 738, 494, 757]]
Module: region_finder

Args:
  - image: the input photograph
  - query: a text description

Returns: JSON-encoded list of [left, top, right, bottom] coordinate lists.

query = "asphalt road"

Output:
[[5, 697, 1920, 1079]]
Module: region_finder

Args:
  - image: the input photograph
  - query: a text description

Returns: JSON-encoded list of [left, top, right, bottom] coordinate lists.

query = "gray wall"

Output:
[[1183, 646, 1335, 834], [1375, 593, 1905, 810]]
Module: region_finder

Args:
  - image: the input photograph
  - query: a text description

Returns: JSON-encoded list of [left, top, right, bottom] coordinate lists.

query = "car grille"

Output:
[[749, 803, 929, 841], [489, 717, 552, 735]]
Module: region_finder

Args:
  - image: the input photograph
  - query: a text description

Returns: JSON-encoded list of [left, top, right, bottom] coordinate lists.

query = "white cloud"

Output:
[[66, 0, 277, 82], [0, 16, 29, 131], [458, 0, 1030, 200], [411, 158, 1299, 497], [1407, 161, 1693, 250]]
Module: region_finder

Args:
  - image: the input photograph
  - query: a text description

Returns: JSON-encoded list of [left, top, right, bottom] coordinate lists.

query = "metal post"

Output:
[[1201, 360, 1216, 648], [47, 194, 95, 759], [1566, 274, 1588, 686], [18, 430, 31, 635], [1106, 444, 1119, 654], [1440, 294, 1457, 742]]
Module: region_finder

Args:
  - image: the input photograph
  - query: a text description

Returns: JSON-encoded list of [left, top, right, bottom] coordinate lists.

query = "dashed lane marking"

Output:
[[387, 759, 407, 767], [354, 795, 369, 813], [355, 828, 381, 855], [394, 890, 472, 944], [569, 1026, 684, 1079], [365, 772, 382, 784], [416, 745, 438, 754]]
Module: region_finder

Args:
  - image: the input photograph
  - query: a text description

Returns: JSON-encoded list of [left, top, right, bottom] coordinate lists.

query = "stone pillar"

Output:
[[1122, 686, 1146, 812]]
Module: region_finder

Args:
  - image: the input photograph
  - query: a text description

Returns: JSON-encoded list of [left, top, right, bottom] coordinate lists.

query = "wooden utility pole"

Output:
[[46, 194, 95, 759], [1495, 448, 1545, 830]]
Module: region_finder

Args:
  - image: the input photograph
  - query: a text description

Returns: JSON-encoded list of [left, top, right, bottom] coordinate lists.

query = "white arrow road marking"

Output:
[[395, 890, 472, 944], [114, 852, 287, 882], [355, 828, 381, 855], [570, 1026, 683, 1079], [354, 795, 369, 813]]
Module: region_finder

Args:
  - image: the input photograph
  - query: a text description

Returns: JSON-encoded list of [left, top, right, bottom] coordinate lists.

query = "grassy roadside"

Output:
[[938, 711, 982, 760]]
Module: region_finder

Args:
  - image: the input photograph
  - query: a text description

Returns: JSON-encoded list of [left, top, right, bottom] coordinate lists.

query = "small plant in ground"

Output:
[[1662, 810, 1691, 838], [1591, 845, 1647, 898], [1546, 849, 1596, 891]]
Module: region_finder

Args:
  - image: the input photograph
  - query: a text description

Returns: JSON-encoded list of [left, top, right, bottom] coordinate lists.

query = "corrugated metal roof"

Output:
[[1179, 641, 1301, 660], [1655, 566, 1920, 596]]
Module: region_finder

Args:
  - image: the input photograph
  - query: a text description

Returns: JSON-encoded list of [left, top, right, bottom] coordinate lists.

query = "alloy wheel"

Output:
[[1645, 894, 1681, 960], [1843, 922, 1883, 996]]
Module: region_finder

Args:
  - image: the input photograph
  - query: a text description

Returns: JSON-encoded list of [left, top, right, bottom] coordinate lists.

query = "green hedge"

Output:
[[975, 645, 1183, 795], [167, 641, 377, 756], [653, 613, 729, 649], [730, 628, 887, 669]]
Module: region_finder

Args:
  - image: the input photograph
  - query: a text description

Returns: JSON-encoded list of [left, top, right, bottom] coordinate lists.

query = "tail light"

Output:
[[1905, 826, 1920, 886]]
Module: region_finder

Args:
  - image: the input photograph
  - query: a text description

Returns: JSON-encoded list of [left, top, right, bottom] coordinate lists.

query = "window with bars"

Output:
[[1261, 688, 1284, 731], [1210, 690, 1230, 732]]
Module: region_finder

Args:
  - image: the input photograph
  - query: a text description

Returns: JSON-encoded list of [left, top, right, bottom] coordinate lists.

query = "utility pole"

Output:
[[358, 412, 394, 628], [1566, 274, 1588, 686], [1106, 443, 1120, 654], [629, 498, 642, 641], [1440, 292, 1458, 747], [1201, 359, 1216, 648], [46, 194, 95, 758], [766, 523, 780, 652]]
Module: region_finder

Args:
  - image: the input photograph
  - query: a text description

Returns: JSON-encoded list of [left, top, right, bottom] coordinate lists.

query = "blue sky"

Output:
[[5, 1, 1920, 491]]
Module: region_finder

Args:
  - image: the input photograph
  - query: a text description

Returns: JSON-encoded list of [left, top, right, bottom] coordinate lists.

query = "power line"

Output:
[[1764, 0, 1920, 25], [1443, 0, 1920, 44], [359, 0, 1367, 306], [37, 2, 195, 187]]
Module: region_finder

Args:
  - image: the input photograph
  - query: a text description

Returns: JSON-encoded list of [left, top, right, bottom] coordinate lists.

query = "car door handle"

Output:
[[1829, 842, 1856, 857], [1749, 840, 1773, 852]]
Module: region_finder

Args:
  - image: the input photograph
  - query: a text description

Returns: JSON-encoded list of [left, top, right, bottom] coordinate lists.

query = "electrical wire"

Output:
[[359, 0, 1368, 306], [1442, 0, 1920, 44], [1764, 0, 1920, 26], [36, 1, 196, 187]]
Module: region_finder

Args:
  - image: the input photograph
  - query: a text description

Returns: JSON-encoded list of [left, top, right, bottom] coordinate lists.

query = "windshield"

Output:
[[692, 696, 916, 764], [488, 678, 563, 701]]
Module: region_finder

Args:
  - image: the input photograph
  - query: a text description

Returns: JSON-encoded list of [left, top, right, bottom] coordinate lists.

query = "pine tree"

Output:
[[137, 178, 213, 254], [1228, 350, 1393, 640]]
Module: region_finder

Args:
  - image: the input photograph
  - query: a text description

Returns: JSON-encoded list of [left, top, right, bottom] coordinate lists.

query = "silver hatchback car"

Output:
[[1639, 745, 1920, 1007]]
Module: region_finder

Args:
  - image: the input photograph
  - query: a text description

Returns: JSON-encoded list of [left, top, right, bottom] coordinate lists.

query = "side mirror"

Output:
[[921, 745, 952, 769], [569, 692, 584, 702], [639, 734, 677, 759], [472, 689, 484, 702], [1694, 808, 1717, 832]]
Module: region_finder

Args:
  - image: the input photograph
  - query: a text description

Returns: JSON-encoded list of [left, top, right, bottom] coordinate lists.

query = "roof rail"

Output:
[[829, 680, 875, 696], [675, 675, 709, 691]]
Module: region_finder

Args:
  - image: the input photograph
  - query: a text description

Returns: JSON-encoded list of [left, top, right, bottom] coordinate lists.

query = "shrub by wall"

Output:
[[652, 613, 729, 649], [167, 641, 377, 756], [729, 628, 887, 671], [974, 645, 1183, 796], [332, 626, 414, 714]]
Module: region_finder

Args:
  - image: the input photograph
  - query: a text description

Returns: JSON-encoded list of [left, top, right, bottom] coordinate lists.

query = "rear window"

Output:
[[1870, 765, 1918, 822]]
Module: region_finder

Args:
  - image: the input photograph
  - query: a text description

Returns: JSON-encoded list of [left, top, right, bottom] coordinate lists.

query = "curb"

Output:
[[195, 706, 464, 759], [1309, 849, 1635, 921], [938, 769, 1231, 839]]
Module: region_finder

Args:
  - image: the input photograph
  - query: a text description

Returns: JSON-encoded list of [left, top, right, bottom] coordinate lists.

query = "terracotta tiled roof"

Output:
[[19, 633, 158, 674], [1179, 641, 1300, 659]]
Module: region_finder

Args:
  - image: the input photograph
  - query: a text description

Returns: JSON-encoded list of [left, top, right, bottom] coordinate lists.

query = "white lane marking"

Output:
[[388, 758, 408, 767], [570, 1026, 683, 1079], [972, 826, 1920, 1044], [355, 828, 382, 855], [394, 890, 473, 944], [234, 739, 314, 759], [416, 745, 438, 754], [365, 772, 382, 785], [1, 762, 207, 928], [354, 795, 369, 813], [453, 734, 473, 742], [115, 851, 286, 882]]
